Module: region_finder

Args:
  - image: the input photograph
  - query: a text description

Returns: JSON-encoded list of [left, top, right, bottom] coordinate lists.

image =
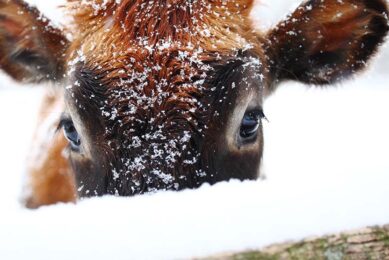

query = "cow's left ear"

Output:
[[0, 0, 69, 83], [264, 0, 389, 90]]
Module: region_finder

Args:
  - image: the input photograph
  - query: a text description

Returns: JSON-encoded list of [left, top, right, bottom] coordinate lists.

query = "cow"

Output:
[[0, 0, 388, 208]]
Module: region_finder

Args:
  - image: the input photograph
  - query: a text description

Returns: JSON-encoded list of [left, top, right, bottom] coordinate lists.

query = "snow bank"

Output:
[[1, 175, 389, 260], [0, 0, 388, 259]]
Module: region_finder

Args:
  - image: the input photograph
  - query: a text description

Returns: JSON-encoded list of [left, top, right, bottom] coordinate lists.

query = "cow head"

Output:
[[1, 0, 388, 197]]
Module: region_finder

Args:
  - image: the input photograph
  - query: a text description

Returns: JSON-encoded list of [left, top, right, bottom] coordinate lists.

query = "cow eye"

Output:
[[61, 118, 81, 151], [239, 109, 265, 141]]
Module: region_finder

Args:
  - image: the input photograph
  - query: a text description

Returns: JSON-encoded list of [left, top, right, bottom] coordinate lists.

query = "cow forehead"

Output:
[[66, 0, 261, 62], [69, 47, 264, 133], [67, 0, 255, 36], [65, 0, 265, 111], [65, 0, 265, 107]]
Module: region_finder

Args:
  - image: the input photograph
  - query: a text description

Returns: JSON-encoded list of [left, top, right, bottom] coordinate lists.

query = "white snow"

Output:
[[28, 0, 68, 26], [0, 0, 389, 259]]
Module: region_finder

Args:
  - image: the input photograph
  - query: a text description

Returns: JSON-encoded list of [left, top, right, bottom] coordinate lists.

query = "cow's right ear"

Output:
[[0, 0, 69, 83], [263, 0, 389, 93]]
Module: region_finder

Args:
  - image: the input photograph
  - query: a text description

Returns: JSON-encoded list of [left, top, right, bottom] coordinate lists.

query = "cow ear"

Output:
[[264, 0, 389, 90], [0, 0, 69, 83]]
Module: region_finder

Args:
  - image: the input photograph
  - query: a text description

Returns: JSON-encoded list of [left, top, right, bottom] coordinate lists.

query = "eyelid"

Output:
[[57, 114, 72, 131], [245, 108, 266, 119]]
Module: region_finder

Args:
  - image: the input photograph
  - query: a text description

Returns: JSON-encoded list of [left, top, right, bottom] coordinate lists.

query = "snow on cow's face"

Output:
[[58, 0, 268, 196], [63, 48, 267, 196]]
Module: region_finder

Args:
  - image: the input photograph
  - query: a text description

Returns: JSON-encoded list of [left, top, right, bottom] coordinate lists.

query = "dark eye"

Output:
[[61, 119, 81, 151], [240, 109, 265, 140]]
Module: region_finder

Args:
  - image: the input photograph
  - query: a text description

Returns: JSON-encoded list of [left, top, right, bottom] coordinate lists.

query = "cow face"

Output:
[[1, 0, 388, 198]]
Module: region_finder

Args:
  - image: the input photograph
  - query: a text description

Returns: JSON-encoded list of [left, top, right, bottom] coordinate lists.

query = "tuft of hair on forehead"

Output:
[[66, 0, 258, 55], [67, 0, 255, 24]]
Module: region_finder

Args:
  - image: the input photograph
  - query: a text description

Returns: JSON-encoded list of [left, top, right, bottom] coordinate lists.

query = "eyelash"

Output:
[[58, 117, 71, 130]]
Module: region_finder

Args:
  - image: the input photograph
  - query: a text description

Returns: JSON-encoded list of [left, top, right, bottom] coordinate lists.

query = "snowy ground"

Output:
[[0, 1, 389, 259]]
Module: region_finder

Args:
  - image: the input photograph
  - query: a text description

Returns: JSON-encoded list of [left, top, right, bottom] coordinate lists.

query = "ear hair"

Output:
[[0, 0, 69, 83], [264, 0, 389, 91]]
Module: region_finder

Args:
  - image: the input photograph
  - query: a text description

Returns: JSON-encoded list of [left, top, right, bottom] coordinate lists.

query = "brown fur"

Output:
[[24, 92, 76, 208], [265, 0, 389, 89], [0, 0, 68, 82]]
